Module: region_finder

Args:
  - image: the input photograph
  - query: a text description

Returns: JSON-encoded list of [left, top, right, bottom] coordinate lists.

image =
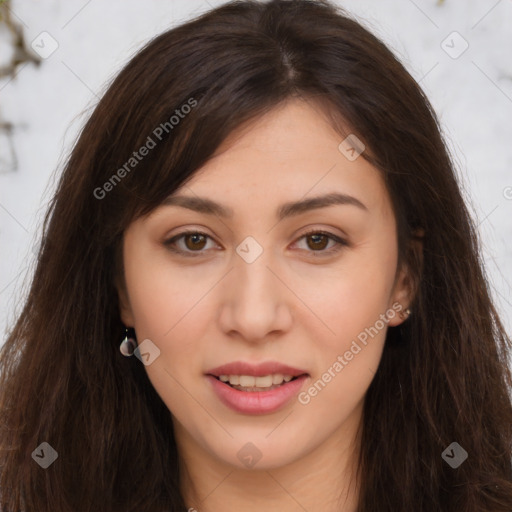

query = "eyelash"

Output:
[[163, 229, 348, 258]]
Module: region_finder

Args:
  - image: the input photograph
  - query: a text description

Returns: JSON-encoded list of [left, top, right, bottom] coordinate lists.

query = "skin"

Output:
[[117, 97, 415, 512]]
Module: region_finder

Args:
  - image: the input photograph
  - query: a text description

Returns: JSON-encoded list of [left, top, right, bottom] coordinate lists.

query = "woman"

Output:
[[1, 0, 511, 510]]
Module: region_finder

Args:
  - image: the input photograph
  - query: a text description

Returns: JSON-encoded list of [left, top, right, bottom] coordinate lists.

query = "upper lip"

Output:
[[206, 361, 309, 378]]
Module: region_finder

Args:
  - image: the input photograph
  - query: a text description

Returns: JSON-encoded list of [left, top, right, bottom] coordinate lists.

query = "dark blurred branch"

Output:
[[0, 0, 41, 78], [0, 0, 40, 173]]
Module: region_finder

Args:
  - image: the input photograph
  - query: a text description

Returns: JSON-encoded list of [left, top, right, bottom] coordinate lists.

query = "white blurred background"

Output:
[[1, 0, 511, 359]]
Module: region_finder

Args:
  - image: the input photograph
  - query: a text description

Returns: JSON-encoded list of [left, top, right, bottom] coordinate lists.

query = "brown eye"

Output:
[[164, 231, 216, 256], [183, 233, 207, 250], [305, 233, 329, 251], [294, 230, 347, 255]]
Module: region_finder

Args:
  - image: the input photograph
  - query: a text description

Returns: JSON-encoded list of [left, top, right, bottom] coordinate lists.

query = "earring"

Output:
[[120, 327, 137, 357], [399, 308, 412, 320]]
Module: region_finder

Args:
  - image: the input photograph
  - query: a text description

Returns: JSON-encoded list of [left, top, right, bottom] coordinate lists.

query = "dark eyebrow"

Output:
[[161, 192, 368, 221]]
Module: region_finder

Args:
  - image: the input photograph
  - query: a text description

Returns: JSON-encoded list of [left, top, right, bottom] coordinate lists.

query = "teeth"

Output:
[[273, 373, 284, 385], [218, 374, 296, 387]]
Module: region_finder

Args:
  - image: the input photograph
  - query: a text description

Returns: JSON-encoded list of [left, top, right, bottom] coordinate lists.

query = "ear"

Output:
[[387, 231, 423, 327]]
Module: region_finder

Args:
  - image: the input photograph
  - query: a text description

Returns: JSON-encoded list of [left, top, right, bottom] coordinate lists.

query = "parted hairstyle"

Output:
[[1, 0, 511, 510]]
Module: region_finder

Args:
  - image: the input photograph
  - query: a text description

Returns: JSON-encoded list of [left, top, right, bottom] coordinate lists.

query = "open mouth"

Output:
[[206, 372, 310, 414], [210, 374, 306, 392]]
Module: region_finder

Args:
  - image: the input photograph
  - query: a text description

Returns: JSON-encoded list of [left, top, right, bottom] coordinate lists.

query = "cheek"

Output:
[[122, 234, 206, 339], [125, 270, 211, 423], [302, 244, 397, 350], [295, 264, 392, 430], [294, 235, 397, 413], [122, 239, 215, 398]]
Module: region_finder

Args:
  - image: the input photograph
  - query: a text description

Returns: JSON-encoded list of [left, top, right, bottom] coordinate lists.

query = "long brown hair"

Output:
[[1, 1, 511, 510]]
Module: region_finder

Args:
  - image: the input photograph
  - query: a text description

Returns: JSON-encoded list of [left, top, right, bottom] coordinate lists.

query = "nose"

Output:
[[217, 249, 293, 344]]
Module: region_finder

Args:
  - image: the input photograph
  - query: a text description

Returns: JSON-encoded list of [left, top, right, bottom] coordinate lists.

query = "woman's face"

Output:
[[118, 98, 412, 470]]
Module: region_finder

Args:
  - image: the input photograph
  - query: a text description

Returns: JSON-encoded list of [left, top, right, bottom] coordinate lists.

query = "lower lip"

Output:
[[206, 374, 309, 415]]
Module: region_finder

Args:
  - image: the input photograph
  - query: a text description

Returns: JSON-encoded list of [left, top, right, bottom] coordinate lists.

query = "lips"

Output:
[[206, 361, 308, 378], [205, 360, 310, 414]]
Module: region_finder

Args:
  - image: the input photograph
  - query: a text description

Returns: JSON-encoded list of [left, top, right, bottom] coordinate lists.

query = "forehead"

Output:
[[171, 98, 392, 220]]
